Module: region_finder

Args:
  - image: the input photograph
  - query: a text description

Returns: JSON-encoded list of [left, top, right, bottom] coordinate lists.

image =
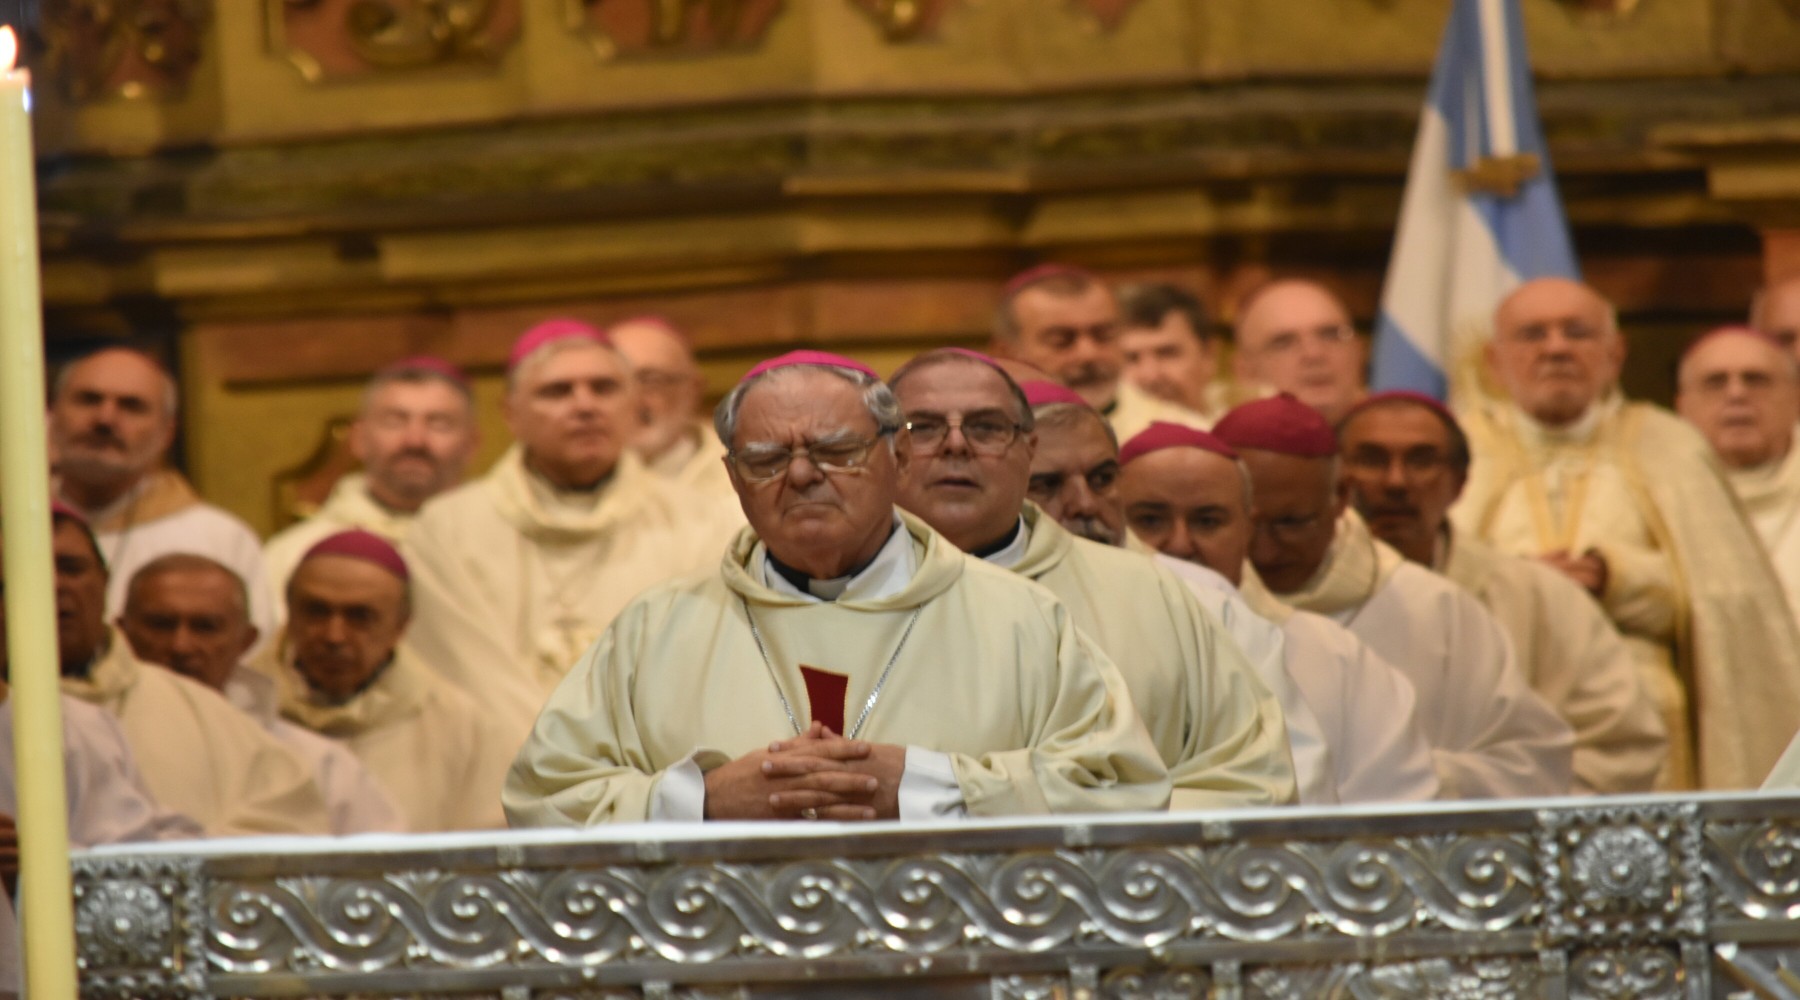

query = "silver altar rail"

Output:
[[68, 793, 1800, 999]]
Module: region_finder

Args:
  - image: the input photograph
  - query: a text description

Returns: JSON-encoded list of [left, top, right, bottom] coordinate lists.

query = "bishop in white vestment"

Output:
[[506, 352, 1170, 825]]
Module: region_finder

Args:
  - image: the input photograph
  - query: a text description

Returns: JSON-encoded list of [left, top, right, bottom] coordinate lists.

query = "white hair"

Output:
[[715, 364, 901, 448]]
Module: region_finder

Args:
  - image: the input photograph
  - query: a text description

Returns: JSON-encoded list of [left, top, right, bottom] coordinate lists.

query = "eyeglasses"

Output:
[[905, 413, 1024, 455], [1253, 324, 1358, 357], [1253, 510, 1329, 545], [728, 430, 895, 484]]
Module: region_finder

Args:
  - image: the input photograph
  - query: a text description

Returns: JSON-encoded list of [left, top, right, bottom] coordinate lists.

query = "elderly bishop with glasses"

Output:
[[505, 351, 1170, 825]]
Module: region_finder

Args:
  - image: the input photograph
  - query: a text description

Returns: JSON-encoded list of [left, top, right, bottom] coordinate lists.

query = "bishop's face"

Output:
[[1120, 313, 1217, 414], [1117, 447, 1252, 585], [353, 378, 478, 512], [49, 349, 176, 492], [1026, 410, 1124, 546], [1233, 282, 1367, 423], [893, 360, 1036, 553], [1488, 278, 1625, 428], [1676, 332, 1799, 469], [1757, 278, 1800, 368], [1000, 285, 1125, 411], [727, 369, 909, 580], [286, 555, 409, 702], [1338, 403, 1466, 564], [1238, 448, 1345, 595], [505, 342, 637, 490]]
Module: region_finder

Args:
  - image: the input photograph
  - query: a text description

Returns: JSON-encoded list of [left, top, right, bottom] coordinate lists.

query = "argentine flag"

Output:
[[1369, 0, 1580, 402]]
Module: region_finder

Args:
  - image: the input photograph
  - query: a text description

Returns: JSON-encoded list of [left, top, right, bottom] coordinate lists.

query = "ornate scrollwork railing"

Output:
[[69, 793, 1800, 998]]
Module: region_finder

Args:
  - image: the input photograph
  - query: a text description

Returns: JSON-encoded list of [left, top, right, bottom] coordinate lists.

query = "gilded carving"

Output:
[[35, 0, 210, 102], [1552, 0, 1642, 17], [566, 0, 785, 60], [845, 0, 959, 41], [1069, 0, 1142, 33], [271, 0, 523, 82]]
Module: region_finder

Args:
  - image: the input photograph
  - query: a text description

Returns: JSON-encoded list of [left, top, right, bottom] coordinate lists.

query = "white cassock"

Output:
[[1260, 512, 1574, 799], [251, 634, 516, 833], [404, 445, 740, 744], [63, 469, 277, 650], [1438, 526, 1666, 795], [1119, 536, 1333, 804], [504, 510, 1171, 825], [0, 696, 204, 993], [262, 473, 415, 597], [60, 633, 333, 836], [225, 669, 408, 834], [1726, 430, 1800, 630], [1156, 553, 1441, 805], [992, 506, 1297, 810], [1108, 381, 1213, 442]]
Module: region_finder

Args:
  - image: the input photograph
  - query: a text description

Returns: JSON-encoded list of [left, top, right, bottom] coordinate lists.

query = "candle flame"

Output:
[[0, 28, 15, 73]]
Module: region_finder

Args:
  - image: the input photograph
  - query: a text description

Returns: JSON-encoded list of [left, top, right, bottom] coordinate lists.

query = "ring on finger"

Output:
[[801, 807, 819, 821]]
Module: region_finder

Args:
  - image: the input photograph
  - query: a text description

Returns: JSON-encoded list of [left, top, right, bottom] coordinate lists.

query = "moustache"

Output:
[[1064, 363, 1111, 388], [1064, 516, 1121, 546], [74, 428, 125, 450]]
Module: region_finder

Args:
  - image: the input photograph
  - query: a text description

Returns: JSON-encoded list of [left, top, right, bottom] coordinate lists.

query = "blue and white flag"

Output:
[[1369, 0, 1580, 402]]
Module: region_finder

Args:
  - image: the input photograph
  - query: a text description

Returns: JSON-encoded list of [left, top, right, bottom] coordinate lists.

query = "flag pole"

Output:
[[0, 24, 81, 1000]]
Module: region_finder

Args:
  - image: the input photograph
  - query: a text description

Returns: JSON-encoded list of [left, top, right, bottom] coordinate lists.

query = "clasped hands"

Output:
[[1540, 548, 1608, 597], [702, 722, 905, 822]]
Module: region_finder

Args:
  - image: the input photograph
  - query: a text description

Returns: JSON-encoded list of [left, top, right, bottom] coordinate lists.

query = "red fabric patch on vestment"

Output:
[[799, 665, 849, 735]]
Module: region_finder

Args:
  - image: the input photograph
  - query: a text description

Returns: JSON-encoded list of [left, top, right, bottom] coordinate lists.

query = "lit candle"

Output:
[[0, 24, 80, 999]]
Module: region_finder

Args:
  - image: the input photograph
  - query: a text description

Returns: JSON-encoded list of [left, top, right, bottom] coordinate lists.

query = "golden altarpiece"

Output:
[[19, 2, 1800, 997]]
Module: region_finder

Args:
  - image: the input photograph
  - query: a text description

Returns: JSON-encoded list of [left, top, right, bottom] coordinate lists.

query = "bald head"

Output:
[[609, 317, 706, 463], [1677, 329, 1799, 469], [117, 554, 257, 692], [1753, 276, 1800, 368], [1232, 279, 1367, 422], [50, 348, 179, 506], [1487, 277, 1624, 427]]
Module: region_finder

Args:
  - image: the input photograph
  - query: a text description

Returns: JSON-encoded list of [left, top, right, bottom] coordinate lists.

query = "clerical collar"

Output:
[[524, 461, 615, 512], [762, 514, 914, 603], [1510, 391, 1618, 448], [974, 517, 1030, 569]]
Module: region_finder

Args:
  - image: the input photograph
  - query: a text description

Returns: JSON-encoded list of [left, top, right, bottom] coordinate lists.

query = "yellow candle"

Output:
[[0, 25, 79, 999]]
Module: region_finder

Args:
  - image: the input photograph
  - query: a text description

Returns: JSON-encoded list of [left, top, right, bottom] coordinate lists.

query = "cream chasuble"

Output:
[[226, 669, 408, 834], [1438, 527, 1666, 795], [1004, 506, 1296, 810], [63, 469, 278, 652], [1109, 381, 1213, 443], [404, 445, 740, 744], [263, 473, 415, 596], [252, 635, 516, 833], [1267, 513, 1574, 799], [61, 634, 333, 836], [1726, 430, 1800, 631], [1456, 396, 1800, 791], [503, 511, 1171, 826]]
